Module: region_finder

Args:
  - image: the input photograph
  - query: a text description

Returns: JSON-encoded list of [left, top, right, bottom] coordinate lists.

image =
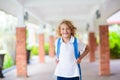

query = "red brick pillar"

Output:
[[99, 25, 110, 75], [49, 35, 55, 57], [16, 27, 27, 77], [38, 34, 45, 63], [88, 32, 97, 62]]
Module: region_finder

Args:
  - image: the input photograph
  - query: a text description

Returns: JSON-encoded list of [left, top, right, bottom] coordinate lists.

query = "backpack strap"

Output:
[[73, 38, 80, 59], [73, 38, 82, 80], [56, 38, 61, 59]]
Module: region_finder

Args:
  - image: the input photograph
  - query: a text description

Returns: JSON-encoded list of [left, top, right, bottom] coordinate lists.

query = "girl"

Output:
[[54, 20, 89, 80]]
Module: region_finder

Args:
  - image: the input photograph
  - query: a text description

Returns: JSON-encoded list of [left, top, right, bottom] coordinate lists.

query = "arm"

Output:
[[77, 45, 89, 63]]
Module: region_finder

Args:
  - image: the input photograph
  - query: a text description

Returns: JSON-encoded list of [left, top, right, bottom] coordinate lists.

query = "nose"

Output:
[[64, 29, 67, 33]]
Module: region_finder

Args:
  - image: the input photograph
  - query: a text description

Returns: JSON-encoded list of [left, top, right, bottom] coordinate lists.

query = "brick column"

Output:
[[88, 32, 97, 62], [99, 25, 110, 75], [16, 27, 27, 77], [49, 35, 55, 57], [38, 34, 45, 63]]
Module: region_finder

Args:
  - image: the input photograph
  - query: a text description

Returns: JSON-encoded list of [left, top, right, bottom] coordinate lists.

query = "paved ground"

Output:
[[1, 56, 120, 80]]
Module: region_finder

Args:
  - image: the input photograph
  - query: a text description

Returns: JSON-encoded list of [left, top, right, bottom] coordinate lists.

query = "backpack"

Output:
[[56, 37, 82, 80]]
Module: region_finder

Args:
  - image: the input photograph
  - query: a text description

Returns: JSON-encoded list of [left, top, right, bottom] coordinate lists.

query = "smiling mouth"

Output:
[[63, 34, 68, 35], [63, 33, 68, 34]]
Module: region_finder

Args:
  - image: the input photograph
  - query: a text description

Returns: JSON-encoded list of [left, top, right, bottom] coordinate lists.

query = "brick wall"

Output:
[[38, 34, 45, 63], [99, 25, 110, 75], [49, 35, 55, 57], [88, 32, 97, 62], [16, 27, 27, 77]]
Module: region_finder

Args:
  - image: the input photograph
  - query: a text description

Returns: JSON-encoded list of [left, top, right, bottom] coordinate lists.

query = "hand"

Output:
[[76, 58, 81, 64]]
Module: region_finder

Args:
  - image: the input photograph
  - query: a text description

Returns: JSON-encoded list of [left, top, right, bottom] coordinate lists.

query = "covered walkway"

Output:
[[0, 0, 120, 80], [3, 56, 120, 80]]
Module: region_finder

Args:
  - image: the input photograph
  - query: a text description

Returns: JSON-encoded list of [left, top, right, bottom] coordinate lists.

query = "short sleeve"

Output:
[[77, 40, 86, 54]]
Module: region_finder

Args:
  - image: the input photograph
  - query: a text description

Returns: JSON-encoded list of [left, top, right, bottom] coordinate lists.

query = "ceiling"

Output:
[[0, 0, 120, 32], [16, 0, 106, 32]]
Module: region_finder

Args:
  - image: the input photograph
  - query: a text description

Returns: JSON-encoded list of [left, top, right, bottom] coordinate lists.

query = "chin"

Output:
[[63, 35, 70, 38]]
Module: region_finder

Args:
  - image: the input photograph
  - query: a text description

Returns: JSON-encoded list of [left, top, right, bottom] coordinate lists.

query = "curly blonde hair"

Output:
[[56, 19, 77, 37]]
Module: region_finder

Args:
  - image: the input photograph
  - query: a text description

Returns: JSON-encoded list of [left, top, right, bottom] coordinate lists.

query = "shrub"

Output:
[[30, 43, 49, 56], [31, 45, 39, 56], [44, 43, 49, 55], [3, 53, 14, 69], [109, 32, 120, 59]]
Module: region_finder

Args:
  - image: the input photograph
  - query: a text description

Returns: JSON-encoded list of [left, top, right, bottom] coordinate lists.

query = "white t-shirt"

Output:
[[54, 36, 86, 78]]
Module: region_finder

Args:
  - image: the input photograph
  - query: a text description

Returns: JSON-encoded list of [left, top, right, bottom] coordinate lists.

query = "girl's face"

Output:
[[60, 23, 71, 38]]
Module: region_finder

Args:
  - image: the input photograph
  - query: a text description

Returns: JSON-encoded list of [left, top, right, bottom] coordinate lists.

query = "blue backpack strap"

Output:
[[74, 38, 82, 80], [73, 38, 80, 58], [56, 38, 61, 59]]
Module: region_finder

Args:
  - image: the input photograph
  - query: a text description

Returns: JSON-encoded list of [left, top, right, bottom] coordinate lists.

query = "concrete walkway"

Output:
[[1, 56, 120, 80]]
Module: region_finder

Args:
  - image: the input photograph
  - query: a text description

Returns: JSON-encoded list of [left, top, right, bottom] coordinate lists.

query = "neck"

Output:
[[62, 36, 71, 43]]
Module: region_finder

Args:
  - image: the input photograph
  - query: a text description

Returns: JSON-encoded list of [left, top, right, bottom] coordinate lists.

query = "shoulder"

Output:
[[74, 37, 84, 45], [55, 37, 61, 43], [55, 37, 61, 46], [73, 37, 80, 44]]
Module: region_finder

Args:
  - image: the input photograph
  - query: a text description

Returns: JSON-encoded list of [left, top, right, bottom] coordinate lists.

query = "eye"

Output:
[[61, 28, 64, 30]]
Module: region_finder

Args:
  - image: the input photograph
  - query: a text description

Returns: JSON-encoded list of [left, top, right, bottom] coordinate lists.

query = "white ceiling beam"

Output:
[[23, 0, 105, 7]]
